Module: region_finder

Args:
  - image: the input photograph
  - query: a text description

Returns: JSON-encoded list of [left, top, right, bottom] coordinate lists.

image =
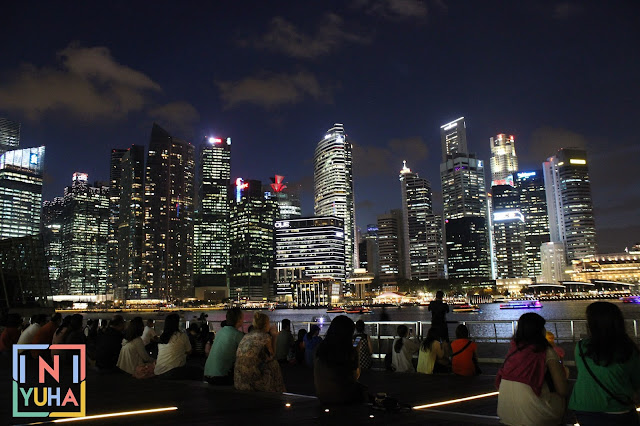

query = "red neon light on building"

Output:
[[270, 175, 287, 193]]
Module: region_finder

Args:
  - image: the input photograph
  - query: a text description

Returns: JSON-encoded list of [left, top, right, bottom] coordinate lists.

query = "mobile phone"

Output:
[[353, 336, 362, 347]]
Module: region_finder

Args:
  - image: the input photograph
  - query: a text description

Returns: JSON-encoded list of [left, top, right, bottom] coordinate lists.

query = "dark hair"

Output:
[[146, 319, 154, 325], [297, 329, 307, 342], [6, 313, 22, 327], [514, 313, 549, 352], [110, 315, 125, 328], [124, 317, 145, 342], [159, 313, 181, 344], [56, 316, 72, 336], [421, 327, 441, 351], [32, 314, 47, 325], [309, 324, 320, 337], [247, 325, 254, 333], [226, 308, 243, 326], [456, 324, 469, 339], [585, 302, 638, 366], [394, 325, 409, 353], [355, 319, 365, 333], [315, 315, 356, 367], [281, 319, 291, 330], [51, 313, 62, 323], [69, 314, 83, 331], [436, 291, 444, 299], [188, 323, 200, 333]]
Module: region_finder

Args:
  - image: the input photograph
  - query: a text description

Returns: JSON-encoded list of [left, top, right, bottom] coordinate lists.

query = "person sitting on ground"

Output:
[[304, 325, 323, 367], [353, 319, 373, 370], [64, 314, 86, 344], [315, 315, 367, 404], [204, 307, 244, 385], [17, 314, 47, 352], [417, 327, 450, 374], [117, 317, 155, 378], [275, 318, 295, 363], [496, 312, 568, 426], [154, 313, 201, 379], [392, 325, 419, 372], [95, 315, 125, 371], [569, 302, 640, 426], [141, 319, 158, 346], [450, 324, 479, 376], [545, 330, 565, 360], [295, 329, 307, 365], [0, 314, 22, 355], [187, 323, 202, 358], [234, 312, 285, 392], [30, 313, 62, 360]]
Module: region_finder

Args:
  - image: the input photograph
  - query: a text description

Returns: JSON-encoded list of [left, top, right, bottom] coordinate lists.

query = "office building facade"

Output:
[[264, 175, 302, 220], [440, 117, 468, 162], [490, 134, 518, 183], [0, 118, 20, 155], [377, 209, 406, 284], [41, 197, 64, 295], [491, 185, 527, 279]]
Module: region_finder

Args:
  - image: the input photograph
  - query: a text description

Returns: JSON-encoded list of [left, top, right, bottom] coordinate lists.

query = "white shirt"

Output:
[[117, 337, 154, 375], [17, 323, 42, 352], [141, 325, 157, 346], [154, 332, 191, 375], [391, 337, 419, 373]]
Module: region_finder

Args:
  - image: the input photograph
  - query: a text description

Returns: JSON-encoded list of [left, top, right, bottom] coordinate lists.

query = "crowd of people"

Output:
[[1, 299, 639, 424]]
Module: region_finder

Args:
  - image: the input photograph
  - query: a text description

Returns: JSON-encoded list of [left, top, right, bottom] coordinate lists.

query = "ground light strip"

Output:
[[412, 391, 499, 410], [51, 407, 178, 423]]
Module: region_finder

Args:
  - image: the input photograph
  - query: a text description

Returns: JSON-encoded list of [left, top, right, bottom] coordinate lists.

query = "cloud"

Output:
[[356, 199, 375, 210], [552, 2, 584, 20], [245, 13, 371, 59], [353, 0, 430, 20], [353, 136, 429, 177], [519, 126, 589, 166], [148, 101, 200, 136], [216, 71, 330, 109], [0, 44, 162, 120]]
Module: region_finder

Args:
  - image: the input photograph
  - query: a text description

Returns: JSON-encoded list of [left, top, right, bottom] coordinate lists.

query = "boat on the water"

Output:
[[621, 296, 640, 304], [344, 307, 373, 314], [452, 304, 480, 313], [326, 307, 345, 313], [500, 300, 543, 309]]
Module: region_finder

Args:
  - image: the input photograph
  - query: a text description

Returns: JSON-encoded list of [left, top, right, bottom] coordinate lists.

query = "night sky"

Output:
[[1, 1, 638, 252]]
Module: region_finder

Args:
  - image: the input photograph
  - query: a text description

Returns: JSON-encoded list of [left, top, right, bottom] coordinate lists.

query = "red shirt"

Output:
[[451, 338, 478, 376], [0, 327, 20, 352], [30, 321, 58, 359]]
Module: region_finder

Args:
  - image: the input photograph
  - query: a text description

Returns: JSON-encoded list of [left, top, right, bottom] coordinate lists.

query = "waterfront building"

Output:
[[143, 124, 195, 301], [314, 123, 357, 274], [377, 209, 407, 284], [107, 149, 126, 297], [60, 173, 110, 295], [444, 216, 490, 279], [491, 184, 527, 279], [399, 161, 445, 281], [0, 146, 45, 240], [514, 170, 550, 278], [440, 117, 468, 162], [0, 118, 20, 155], [41, 197, 64, 295], [264, 175, 301, 219], [230, 179, 279, 300], [441, 154, 487, 220], [346, 268, 375, 300], [291, 279, 335, 307], [195, 136, 231, 298], [543, 148, 596, 262], [363, 224, 380, 279], [539, 242, 568, 284], [489, 134, 518, 183], [568, 251, 640, 285]]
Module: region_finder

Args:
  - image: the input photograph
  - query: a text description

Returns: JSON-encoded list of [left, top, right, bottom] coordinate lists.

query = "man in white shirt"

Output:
[[17, 314, 47, 352], [142, 319, 158, 346]]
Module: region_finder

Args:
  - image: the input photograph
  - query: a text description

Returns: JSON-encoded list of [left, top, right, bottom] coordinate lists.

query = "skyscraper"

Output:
[[195, 136, 231, 292], [41, 197, 64, 295], [377, 209, 406, 284], [229, 179, 279, 299], [60, 173, 110, 295], [0, 118, 20, 155], [490, 134, 518, 183], [399, 161, 445, 281], [314, 123, 357, 275], [264, 175, 302, 219], [107, 149, 126, 297], [514, 170, 550, 277], [543, 148, 596, 261], [491, 184, 527, 278], [144, 124, 195, 301], [440, 117, 468, 162], [0, 146, 45, 240]]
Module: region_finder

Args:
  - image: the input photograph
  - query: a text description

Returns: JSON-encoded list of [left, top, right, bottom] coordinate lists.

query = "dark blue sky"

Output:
[[1, 1, 638, 252]]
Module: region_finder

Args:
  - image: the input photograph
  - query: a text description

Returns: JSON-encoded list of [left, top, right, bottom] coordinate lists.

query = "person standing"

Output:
[[428, 291, 450, 342], [275, 319, 294, 363], [303, 325, 323, 367], [569, 302, 640, 425]]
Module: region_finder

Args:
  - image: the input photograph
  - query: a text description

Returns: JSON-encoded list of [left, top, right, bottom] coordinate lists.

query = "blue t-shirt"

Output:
[[204, 326, 244, 377], [304, 335, 322, 367]]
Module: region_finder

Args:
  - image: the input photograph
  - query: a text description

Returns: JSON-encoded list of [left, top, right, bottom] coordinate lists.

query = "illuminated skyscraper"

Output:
[[144, 124, 195, 301], [377, 209, 406, 284], [107, 149, 126, 296], [314, 124, 357, 275], [60, 173, 110, 295], [0, 146, 45, 240], [543, 148, 596, 261], [264, 175, 301, 219], [440, 117, 468, 162], [0, 118, 20, 155], [399, 161, 445, 281], [490, 134, 518, 183], [195, 136, 231, 294], [491, 184, 526, 278]]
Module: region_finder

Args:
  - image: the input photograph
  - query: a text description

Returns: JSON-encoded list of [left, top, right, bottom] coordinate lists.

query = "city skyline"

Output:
[[0, 2, 638, 253]]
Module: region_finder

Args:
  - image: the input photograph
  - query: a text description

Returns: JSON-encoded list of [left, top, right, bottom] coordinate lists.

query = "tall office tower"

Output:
[[491, 185, 527, 278], [364, 225, 380, 278], [440, 117, 468, 162], [107, 149, 126, 297], [314, 123, 357, 274], [543, 148, 596, 261], [41, 197, 64, 295], [264, 175, 302, 219], [515, 171, 550, 277], [274, 216, 345, 283], [0, 118, 20, 155], [490, 134, 518, 183], [540, 242, 567, 283], [110, 145, 146, 300], [59, 173, 109, 295], [377, 209, 406, 284], [0, 146, 45, 239], [144, 124, 195, 301], [195, 136, 231, 293], [399, 161, 445, 281], [230, 179, 279, 299]]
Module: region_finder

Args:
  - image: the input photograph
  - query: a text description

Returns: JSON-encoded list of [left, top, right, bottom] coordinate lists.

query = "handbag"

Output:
[[578, 341, 634, 406]]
